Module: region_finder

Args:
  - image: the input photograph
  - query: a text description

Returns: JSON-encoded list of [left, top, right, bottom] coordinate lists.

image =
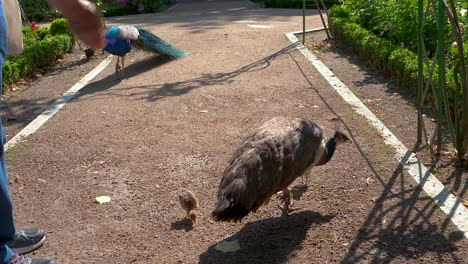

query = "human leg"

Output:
[[0, 1, 16, 262]]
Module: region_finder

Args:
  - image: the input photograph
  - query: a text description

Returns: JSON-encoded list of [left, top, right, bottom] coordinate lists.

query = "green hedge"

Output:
[[99, 0, 165, 17], [50, 18, 72, 36], [19, 0, 61, 22], [260, 0, 338, 8], [330, 17, 420, 92], [2, 35, 74, 88], [329, 4, 467, 101], [330, 15, 467, 109]]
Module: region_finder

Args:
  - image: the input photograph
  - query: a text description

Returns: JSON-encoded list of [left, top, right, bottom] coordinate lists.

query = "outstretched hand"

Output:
[[47, 0, 106, 50]]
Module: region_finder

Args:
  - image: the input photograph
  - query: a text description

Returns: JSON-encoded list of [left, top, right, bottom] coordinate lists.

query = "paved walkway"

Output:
[[5, 0, 467, 263]]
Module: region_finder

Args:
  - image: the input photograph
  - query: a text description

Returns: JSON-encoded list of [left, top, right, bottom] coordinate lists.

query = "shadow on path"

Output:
[[288, 46, 466, 263], [199, 211, 334, 264]]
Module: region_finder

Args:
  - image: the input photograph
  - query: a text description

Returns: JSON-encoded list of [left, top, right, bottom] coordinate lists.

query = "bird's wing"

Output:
[[119, 25, 139, 40], [212, 117, 324, 222]]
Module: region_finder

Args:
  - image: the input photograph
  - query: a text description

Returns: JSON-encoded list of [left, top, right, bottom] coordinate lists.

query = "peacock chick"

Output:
[[103, 25, 188, 79], [178, 190, 199, 224], [212, 116, 351, 223]]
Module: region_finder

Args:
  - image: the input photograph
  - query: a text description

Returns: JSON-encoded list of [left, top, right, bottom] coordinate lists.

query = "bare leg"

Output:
[[298, 174, 309, 187], [115, 56, 121, 74], [277, 188, 296, 215], [121, 55, 126, 79]]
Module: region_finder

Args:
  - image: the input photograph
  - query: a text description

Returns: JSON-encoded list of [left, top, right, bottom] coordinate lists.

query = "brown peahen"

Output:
[[212, 117, 350, 223]]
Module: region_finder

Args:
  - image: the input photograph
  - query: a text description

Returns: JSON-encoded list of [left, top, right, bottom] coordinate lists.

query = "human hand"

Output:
[[47, 0, 106, 50]]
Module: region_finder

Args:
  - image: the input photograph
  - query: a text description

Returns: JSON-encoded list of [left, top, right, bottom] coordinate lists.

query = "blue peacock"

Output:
[[103, 25, 188, 78]]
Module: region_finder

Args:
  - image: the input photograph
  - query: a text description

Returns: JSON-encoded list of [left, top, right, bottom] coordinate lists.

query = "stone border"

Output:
[[285, 31, 468, 238]]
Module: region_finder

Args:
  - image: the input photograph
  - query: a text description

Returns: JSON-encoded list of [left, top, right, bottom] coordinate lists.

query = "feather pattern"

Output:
[[103, 25, 187, 58], [212, 117, 326, 222], [103, 26, 132, 56], [135, 27, 188, 58]]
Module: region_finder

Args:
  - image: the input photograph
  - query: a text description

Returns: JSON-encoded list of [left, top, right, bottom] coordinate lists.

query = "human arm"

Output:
[[46, 0, 105, 49]]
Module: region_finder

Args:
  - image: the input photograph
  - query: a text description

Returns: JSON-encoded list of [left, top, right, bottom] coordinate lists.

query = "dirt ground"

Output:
[[301, 30, 467, 202], [2, 0, 467, 263]]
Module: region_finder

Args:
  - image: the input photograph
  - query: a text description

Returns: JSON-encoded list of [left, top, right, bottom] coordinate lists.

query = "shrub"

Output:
[[329, 4, 349, 19], [22, 25, 39, 47], [2, 34, 74, 89], [19, 0, 61, 22], [50, 18, 72, 37], [35, 27, 50, 40], [95, 0, 165, 17], [331, 17, 420, 92], [330, 16, 466, 105], [261, 0, 339, 8]]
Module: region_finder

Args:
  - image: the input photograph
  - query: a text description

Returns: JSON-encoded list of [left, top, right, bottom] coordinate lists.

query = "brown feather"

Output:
[[212, 117, 327, 222]]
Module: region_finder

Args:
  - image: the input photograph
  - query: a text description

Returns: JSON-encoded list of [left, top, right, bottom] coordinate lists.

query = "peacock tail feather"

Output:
[[135, 27, 188, 58]]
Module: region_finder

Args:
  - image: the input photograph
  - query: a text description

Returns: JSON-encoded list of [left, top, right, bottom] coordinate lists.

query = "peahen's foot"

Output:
[[296, 176, 308, 187], [278, 204, 299, 215], [277, 188, 297, 216]]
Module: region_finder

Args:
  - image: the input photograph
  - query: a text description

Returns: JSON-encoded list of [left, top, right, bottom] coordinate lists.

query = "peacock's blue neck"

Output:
[[103, 37, 132, 56]]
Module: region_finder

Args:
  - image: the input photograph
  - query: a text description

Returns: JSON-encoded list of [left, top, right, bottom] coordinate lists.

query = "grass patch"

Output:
[[5, 139, 26, 160]]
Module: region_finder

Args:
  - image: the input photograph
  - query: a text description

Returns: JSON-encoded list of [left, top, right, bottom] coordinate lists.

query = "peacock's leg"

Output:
[[121, 55, 126, 79], [115, 56, 121, 74]]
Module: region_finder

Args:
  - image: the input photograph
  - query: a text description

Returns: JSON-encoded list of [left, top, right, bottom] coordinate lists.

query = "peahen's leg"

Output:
[[299, 176, 308, 187], [298, 170, 311, 187], [277, 188, 296, 216]]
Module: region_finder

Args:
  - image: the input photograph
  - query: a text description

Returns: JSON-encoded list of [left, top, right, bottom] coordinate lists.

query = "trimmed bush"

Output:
[[330, 15, 466, 107], [35, 27, 50, 40], [19, 0, 61, 22], [2, 32, 74, 89], [97, 0, 165, 17], [330, 17, 420, 92], [50, 18, 72, 37], [22, 26, 39, 47], [261, 0, 338, 8]]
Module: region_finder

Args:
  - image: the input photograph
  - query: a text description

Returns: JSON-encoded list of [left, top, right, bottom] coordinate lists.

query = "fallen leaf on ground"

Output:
[[95, 196, 111, 204], [215, 240, 240, 253]]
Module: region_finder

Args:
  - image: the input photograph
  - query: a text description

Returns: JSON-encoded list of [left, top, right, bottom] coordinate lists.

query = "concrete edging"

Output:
[[5, 56, 114, 151], [285, 31, 468, 238]]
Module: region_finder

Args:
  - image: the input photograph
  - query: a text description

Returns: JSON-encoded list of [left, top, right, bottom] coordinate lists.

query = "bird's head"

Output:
[[189, 211, 197, 224], [334, 131, 352, 145]]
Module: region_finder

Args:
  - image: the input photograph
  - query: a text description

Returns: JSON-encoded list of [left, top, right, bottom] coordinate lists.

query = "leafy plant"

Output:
[[2, 19, 75, 89], [260, 0, 339, 8], [50, 18, 72, 37], [330, 1, 468, 160], [18, 0, 61, 22], [92, 0, 166, 17]]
